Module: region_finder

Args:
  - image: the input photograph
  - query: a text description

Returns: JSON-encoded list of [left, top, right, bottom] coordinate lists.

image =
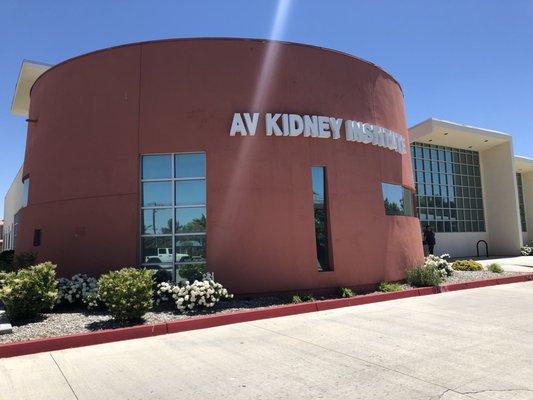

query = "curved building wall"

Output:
[[18, 38, 423, 294]]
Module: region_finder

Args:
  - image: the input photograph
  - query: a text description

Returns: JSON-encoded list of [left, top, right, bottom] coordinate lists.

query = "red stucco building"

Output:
[[12, 38, 423, 294]]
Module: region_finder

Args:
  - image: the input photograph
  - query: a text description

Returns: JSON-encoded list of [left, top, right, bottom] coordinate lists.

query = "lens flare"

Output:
[[218, 0, 293, 249]]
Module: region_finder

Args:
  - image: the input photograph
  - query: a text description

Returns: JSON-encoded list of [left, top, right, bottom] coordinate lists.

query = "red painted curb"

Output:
[[417, 287, 438, 296], [498, 275, 529, 284], [1, 274, 532, 359], [315, 298, 351, 311], [464, 278, 501, 289], [0, 322, 167, 358]]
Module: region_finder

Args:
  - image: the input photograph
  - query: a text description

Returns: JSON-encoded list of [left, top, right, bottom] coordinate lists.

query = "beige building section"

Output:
[[3, 167, 24, 251], [410, 118, 523, 257], [515, 156, 533, 245], [11, 60, 50, 116]]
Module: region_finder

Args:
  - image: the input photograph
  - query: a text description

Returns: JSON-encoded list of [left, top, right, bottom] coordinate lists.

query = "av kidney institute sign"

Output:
[[229, 112, 407, 155]]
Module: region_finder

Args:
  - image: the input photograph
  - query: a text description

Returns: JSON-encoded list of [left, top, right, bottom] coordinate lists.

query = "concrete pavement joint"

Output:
[[247, 322, 454, 396], [50, 353, 79, 400], [460, 388, 533, 395]]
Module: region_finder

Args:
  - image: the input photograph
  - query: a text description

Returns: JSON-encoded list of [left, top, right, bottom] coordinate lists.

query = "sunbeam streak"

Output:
[[219, 0, 293, 232]]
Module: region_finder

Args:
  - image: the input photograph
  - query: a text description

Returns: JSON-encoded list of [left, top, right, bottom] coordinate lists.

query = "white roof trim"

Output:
[[11, 60, 51, 117]]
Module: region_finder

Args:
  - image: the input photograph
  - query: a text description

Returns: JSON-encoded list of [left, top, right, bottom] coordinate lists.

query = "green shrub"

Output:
[[13, 252, 38, 270], [377, 282, 402, 292], [487, 263, 504, 273], [292, 293, 315, 303], [98, 268, 155, 322], [177, 263, 206, 282], [338, 287, 355, 298], [406, 265, 443, 287], [146, 266, 173, 285], [0, 271, 9, 289], [0, 262, 58, 320], [0, 250, 15, 272], [301, 293, 315, 302], [452, 259, 483, 271]]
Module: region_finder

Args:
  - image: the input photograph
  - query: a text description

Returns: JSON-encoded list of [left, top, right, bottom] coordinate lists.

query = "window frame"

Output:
[[381, 181, 417, 217], [311, 165, 333, 272], [139, 152, 207, 281], [411, 142, 486, 233]]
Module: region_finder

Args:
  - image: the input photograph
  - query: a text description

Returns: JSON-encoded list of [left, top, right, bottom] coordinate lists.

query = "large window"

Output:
[[381, 183, 415, 216], [312, 166, 331, 271], [141, 153, 206, 280], [516, 173, 527, 232], [411, 143, 485, 233]]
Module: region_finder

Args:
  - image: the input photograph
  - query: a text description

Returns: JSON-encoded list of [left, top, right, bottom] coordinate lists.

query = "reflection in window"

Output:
[[176, 207, 206, 233], [517, 173, 527, 232], [140, 153, 206, 281], [175, 235, 207, 263], [142, 182, 172, 207], [22, 176, 30, 207], [142, 209, 173, 235], [312, 166, 330, 271], [141, 236, 173, 263], [142, 155, 172, 179], [175, 153, 206, 178], [175, 180, 206, 206], [382, 183, 415, 216], [411, 142, 485, 232]]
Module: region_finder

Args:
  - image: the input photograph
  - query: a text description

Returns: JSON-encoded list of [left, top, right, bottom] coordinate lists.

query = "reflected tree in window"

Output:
[[312, 167, 330, 271]]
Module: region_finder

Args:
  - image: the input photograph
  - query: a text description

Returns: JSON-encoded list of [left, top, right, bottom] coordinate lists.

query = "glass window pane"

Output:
[[175, 153, 205, 178], [141, 236, 173, 263], [312, 166, 330, 271], [143, 182, 172, 207], [175, 234, 206, 263], [142, 155, 172, 179], [22, 177, 30, 207], [175, 180, 206, 206], [176, 207, 207, 233], [382, 183, 414, 216], [142, 208, 173, 235]]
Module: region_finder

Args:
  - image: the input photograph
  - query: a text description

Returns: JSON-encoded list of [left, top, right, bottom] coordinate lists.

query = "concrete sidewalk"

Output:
[[477, 256, 533, 272], [2, 282, 533, 400]]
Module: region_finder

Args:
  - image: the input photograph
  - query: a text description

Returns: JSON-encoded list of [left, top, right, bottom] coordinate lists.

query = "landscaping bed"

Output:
[[1, 269, 527, 344]]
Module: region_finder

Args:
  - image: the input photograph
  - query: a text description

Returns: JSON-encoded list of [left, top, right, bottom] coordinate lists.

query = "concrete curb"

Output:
[[1, 273, 532, 358]]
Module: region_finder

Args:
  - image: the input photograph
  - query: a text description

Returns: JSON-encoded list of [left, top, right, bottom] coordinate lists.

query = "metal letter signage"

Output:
[[229, 112, 407, 154]]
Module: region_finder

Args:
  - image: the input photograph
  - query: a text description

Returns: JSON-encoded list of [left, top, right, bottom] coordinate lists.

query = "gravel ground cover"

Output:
[[0, 296, 288, 343], [0, 270, 528, 344]]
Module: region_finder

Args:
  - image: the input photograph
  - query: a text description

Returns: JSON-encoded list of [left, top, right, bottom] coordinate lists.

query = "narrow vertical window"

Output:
[[516, 173, 527, 232], [312, 166, 330, 271], [33, 229, 42, 246], [22, 176, 30, 207]]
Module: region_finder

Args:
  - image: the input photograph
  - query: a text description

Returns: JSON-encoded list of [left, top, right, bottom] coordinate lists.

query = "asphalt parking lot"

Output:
[[2, 282, 533, 400]]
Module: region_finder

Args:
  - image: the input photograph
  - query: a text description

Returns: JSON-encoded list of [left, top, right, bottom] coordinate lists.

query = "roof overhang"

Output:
[[11, 60, 51, 116], [515, 156, 533, 173], [409, 118, 510, 152]]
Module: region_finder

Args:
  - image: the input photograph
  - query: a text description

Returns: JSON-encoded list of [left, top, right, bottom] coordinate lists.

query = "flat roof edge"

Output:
[[29, 37, 403, 96]]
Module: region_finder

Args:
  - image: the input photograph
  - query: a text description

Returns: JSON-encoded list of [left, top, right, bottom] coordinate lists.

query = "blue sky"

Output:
[[1, 0, 532, 217]]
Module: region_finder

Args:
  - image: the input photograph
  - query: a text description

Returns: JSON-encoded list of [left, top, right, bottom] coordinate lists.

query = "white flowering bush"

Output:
[[56, 274, 98, 308], [424, 254, 453, 277], [156, 280, 233, 313], [521, 246, 532, 256]]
